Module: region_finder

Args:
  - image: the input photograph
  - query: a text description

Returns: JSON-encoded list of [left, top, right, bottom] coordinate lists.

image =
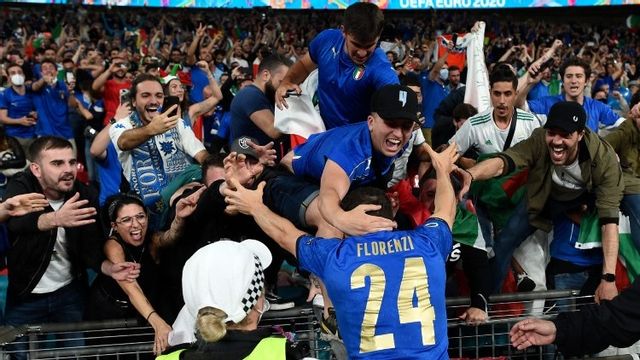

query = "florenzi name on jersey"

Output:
[[356, 236, 415, 257]]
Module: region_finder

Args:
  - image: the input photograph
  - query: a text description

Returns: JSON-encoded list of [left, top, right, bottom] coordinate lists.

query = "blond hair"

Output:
[[196, 307, 229, 343]]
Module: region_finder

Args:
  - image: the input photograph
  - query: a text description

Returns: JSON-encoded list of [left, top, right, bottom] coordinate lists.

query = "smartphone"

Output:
[[119, 89, 130, 105], [537, 57, 555, 74], [163, 96, 181, 117]]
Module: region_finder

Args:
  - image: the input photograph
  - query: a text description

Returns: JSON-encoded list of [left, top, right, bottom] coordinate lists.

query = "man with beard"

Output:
[[229, 54, 290, 155], [275, 2, 398, 129], [109, 74, 208, 228], [3, 137, 133, 360], [92, 56, 133, 126], [462, 101, 624, 303]]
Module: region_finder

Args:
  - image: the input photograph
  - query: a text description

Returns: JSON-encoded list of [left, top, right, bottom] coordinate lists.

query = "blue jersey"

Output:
[[297, 218, 453, 359], [527, 82, 550, 101], [189, 67, 209, 104], [32, 81, 72, 139], [292, 122, 400, 185], [0, 86, 36, 139], [420, 75, 449, 129], [309, 29, 398, 130], [551, 216, 603, 267], [528, 95, 622, 132], [96, 143, 123, 206]]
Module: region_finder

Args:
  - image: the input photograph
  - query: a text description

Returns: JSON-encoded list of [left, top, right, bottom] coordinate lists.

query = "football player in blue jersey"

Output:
[[223, 142, 458, 359]]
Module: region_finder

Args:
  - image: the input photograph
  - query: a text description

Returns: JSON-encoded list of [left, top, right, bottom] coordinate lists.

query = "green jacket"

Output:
[[604, 119, 640, 194], [494, 127, 624, 232]]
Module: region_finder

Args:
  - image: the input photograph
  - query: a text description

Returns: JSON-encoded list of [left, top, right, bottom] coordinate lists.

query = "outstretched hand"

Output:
[[175, 186, 206, 219], [247, 140, 277, 166], [223, 178, 266, 216], [510, 318, 557, 350], [3, 193, 49, 217]]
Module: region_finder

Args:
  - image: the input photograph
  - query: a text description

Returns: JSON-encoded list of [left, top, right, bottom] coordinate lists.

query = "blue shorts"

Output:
[[263, 173, 319, 230]]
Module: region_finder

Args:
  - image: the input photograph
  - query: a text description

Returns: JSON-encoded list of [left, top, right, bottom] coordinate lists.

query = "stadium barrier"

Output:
[[0, 291, 637, 359]]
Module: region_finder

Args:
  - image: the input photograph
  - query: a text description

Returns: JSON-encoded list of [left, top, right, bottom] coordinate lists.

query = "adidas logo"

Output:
[[485, 139, 493, 145]]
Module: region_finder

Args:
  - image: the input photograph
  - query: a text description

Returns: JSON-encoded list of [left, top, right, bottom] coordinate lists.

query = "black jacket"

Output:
[[4, 170, 104, 300], [552, 277, 640, 356]]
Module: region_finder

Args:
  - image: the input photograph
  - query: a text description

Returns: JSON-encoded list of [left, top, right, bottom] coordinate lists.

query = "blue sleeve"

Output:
[[326, 140, 361, 180], [415, 218, 453, 261], [309, 30, 335, 64], [598, 102, 621, 127], [527, 97, 550, 115], [0, 91, 7, 109], [296, 234, 339, 277]]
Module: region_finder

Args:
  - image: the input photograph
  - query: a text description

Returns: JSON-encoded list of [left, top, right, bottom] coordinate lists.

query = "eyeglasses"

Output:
[[115, 213, 147, 226]]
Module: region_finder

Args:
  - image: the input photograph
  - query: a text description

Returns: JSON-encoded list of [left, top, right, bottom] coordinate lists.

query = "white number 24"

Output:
[[350, 257, 436, 354]]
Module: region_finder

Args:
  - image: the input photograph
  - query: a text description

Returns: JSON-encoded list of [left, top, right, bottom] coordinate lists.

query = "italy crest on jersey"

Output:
[[353, 66, 365, 80]]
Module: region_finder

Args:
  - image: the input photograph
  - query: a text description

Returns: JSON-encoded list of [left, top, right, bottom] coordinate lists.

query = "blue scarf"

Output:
[[128, 111, 191, 214]]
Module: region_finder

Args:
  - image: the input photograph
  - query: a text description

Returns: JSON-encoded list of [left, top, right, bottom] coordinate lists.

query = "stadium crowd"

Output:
[[0, 2, 640, 359]]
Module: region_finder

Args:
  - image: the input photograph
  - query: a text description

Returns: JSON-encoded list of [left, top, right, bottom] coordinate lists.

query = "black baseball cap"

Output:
[[230, 136, 259, 160], [371, 84, 419, 124], [543, 101, 587, 134]]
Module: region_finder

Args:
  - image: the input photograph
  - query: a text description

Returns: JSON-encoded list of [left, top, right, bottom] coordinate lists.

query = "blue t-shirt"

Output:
[[309, 29, 398, 129], [96, 143, 123, 206], [527, 95, 621, 132], [420, 75, 449, 129], [0, 87, 36, 139], [32, 81, 72, 139], [297, 218, 452, 359], [292, 122, 400, 185], [189, 67, 209, 104], [551, 216, 603, 267], [229, 84, 273, 145], [527, 82, 550, 101]]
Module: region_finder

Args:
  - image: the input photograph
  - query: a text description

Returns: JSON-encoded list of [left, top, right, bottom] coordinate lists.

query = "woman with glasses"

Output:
[[86, 189, 204, 355], [160, 240, 302, 360]]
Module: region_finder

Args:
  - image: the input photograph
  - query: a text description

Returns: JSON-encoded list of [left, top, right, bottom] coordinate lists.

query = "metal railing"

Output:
[[0, 290, 637, 359]]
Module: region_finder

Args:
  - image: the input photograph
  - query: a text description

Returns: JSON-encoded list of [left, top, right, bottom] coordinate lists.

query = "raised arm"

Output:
[[427, 143, 458, 228], [224, 179, 305, 256], [317, 160, 396, 236], [114, 106, 179, 151], [275, 53, 317, 109], [104, 239, 170, 355]]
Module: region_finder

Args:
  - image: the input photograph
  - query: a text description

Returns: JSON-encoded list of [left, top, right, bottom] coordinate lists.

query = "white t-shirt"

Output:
[[450, 107, 542, 155], [109, 114, 206, 184], [552, 158, 585, 191], [388, 129, 426, 187], [33, 199, 73, 294]]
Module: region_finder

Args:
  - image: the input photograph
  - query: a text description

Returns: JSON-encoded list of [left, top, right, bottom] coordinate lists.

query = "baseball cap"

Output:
[[169, 240, 272, 345], [230, 136, 259, 160], [544, 101, 586, 134], [371, 84, 419, 124]]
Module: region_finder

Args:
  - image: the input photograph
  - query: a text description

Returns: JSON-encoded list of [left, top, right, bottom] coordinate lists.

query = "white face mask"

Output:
[[10, 74, 25, 86], [439, 68, 449, 81]]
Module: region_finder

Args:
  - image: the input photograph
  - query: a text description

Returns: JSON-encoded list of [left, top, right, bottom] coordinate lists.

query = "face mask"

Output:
[[10, 74, 25, 86], [439, 68, 449, 81]]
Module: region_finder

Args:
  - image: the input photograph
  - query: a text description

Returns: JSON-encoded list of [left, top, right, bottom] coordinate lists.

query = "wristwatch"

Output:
[[601, 273, 616, 282]]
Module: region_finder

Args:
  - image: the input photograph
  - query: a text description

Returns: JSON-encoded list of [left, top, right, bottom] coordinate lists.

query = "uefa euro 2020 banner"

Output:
[[6, 0, 638, 9]]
